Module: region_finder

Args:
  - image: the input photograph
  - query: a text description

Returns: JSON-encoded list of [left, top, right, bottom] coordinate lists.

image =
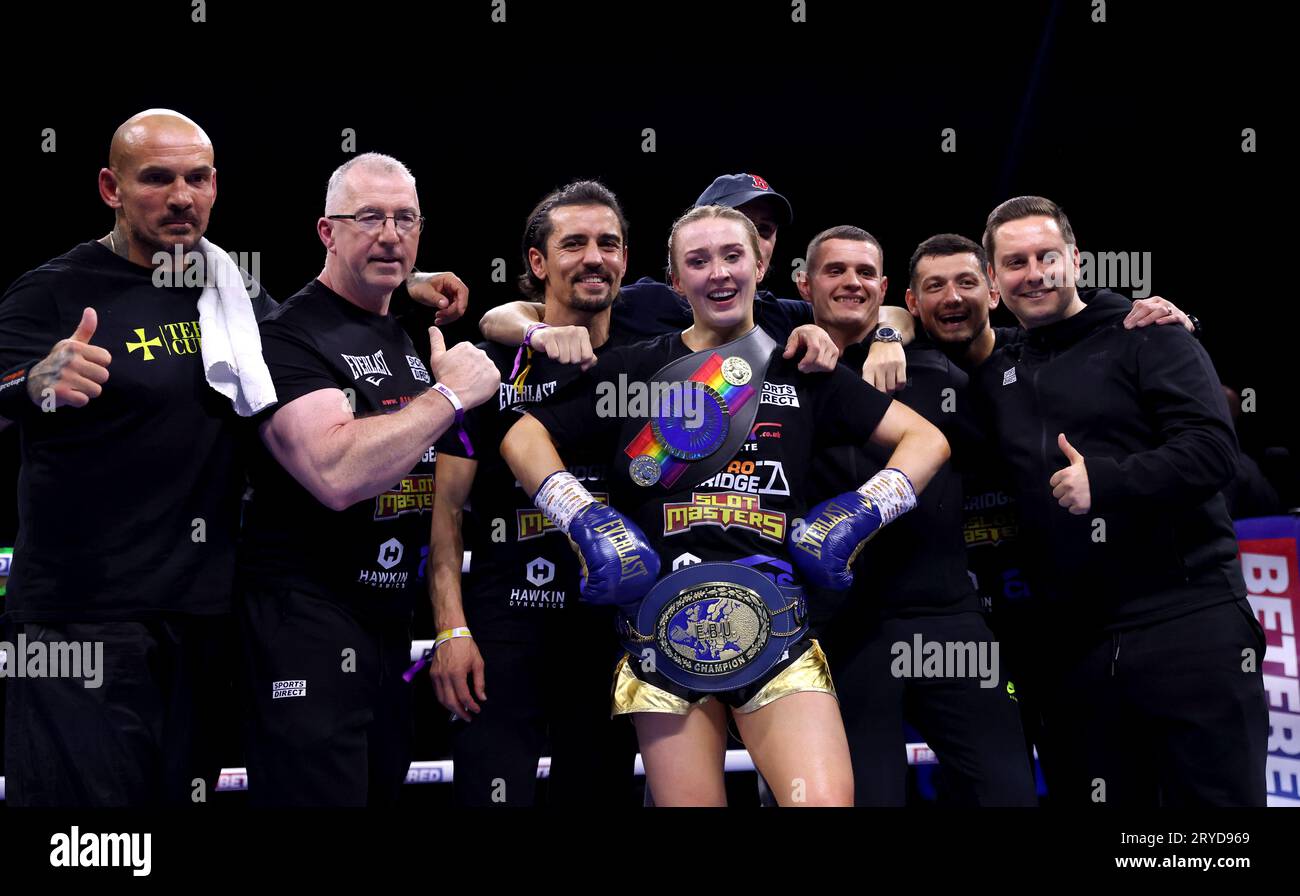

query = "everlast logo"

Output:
[[341, 350, 392, 385], [794, 500, 857, 559], [592, 518, 650, 582], [500, 380, 556, 410]]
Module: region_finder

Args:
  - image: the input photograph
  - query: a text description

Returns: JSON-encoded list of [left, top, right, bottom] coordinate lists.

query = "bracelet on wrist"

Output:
[[432, 383, 475, 457], [511, 322, 550, 380], [434, 626, 473, 650]]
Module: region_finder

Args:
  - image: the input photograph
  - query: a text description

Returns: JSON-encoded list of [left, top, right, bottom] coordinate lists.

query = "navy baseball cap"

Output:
[[694, 173, 793, 226]]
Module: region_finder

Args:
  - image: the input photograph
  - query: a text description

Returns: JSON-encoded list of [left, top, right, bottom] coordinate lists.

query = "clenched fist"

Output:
[[428, 325, 500, 410], [863, 340, 906, 393], [27, 307, 112, 409], [530, 324, 597, 370]]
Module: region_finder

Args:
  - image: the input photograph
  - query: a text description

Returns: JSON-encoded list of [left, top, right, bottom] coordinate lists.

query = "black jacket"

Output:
[[975, 300, 1245, 632]]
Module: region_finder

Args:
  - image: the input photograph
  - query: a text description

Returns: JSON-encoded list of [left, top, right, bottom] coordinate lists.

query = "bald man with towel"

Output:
[[0, 110, 276, 806]]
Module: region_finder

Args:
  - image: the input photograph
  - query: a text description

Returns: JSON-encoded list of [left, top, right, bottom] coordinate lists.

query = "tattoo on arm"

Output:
[[26, 345, 71, 403]]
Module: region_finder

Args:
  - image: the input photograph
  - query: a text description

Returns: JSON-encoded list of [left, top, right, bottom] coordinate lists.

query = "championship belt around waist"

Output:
[[617, 561, 808, 692]]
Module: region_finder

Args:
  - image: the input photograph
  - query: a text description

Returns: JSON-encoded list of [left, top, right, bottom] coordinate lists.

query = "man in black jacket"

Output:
[[973, 195, 1267, 806]]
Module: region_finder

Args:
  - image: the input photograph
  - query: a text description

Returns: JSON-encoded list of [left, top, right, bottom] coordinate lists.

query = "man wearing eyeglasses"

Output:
[[236, 152, 500, 805]]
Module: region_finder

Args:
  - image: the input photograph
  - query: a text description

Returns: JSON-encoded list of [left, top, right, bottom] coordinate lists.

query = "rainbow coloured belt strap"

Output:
[[623, 352, 755, 489]]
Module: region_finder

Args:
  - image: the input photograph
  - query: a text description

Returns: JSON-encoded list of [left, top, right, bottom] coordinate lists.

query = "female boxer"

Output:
[[501, 206, 949, 806]]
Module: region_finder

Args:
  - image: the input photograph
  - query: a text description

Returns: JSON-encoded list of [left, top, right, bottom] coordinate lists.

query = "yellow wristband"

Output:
[[434, 627, 472, 650]]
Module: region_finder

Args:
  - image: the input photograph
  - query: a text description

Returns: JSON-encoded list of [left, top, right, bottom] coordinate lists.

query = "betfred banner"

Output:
[[1237, 515, 1300, 807]]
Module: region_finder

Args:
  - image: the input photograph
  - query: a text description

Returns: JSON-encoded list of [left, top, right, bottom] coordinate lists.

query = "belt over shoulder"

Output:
[[621, 326, 779, 493]]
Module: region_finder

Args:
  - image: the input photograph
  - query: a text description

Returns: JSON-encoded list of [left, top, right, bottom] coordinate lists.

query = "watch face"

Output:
[[875, 326, 900, 341]]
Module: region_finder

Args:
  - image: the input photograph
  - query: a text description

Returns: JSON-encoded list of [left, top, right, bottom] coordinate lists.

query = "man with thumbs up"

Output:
[[972, 196, 1266, 806], [1049, 433, 1091, 516], [0, 110, 279, 806], [12, 308, 113, 410], [236, 153, 498, 805]]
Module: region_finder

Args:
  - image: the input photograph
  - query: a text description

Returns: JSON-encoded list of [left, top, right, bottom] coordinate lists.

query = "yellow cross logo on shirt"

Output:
[[126, 328, 163, 361]]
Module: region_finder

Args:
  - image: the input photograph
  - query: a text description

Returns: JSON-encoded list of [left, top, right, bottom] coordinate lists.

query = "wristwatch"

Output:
[[873, 326, 903, 344], [1186, 314, 1203, 340]]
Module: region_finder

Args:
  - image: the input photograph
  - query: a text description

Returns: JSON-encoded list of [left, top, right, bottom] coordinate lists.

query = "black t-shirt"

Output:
[[925, 324, 1032, 618], [527, 331, 892, 594], [612, 278, 813, 345], [239, 279, 436, 619], [0, 241, 275, 621], [811, 338, 980, 628], [435, 340, 621, 642]]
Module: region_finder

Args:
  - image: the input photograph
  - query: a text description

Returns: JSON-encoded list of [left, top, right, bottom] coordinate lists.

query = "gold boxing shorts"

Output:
[[611, 638, 835, 716]]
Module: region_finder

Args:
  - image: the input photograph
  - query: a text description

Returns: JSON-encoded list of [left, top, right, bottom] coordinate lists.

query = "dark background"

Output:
[[0, 0, 1288, 517], [0, 0, 1289, 801]]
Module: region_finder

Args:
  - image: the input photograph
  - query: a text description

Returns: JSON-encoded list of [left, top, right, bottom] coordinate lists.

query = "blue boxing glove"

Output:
[[534, 471, 660, 606], [790, 468, 917, 590]]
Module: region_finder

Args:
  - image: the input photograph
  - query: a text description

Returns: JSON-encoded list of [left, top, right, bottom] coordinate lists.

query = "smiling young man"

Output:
[[429, 180, 638, 807], [877, 233, 1205, 797], [797, 226, 1036, 806], [971, 196, 1266, 806]]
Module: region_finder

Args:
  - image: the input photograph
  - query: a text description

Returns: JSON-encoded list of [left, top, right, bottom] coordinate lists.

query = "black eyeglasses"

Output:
[[327, 210, 426, 234]]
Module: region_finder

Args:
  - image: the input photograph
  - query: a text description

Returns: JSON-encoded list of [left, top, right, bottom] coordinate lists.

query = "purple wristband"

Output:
[[433, 382, 474, 457], [510, 322, 549, 380]]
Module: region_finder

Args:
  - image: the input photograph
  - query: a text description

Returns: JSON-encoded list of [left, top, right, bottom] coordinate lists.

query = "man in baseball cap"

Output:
[[694, 173, 794, 279], [695, 172, 793, 218]]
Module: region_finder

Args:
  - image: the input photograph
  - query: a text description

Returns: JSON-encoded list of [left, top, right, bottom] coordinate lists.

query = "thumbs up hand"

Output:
[[1049, 432, 1091, 515], [26, 307, 113, 410], [427, 326, 499, 411]]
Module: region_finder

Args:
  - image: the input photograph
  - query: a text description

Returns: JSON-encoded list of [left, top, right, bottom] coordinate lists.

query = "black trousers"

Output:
[[237, 585, 413, 807], [983, 600, 1051, 781], [451, 621, 637, 807], [1035, 598, 1268, 807], [3, 616, 232, 807], [822, 610, 1038, 806]]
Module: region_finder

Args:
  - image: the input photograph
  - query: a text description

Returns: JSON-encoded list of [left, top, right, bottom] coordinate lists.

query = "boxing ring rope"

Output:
[[0, 640, 939, 800], [0, 750, 941, 798]]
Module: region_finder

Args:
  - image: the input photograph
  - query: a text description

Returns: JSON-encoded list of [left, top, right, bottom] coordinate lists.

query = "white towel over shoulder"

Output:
[[195, 238, 277, 416]]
